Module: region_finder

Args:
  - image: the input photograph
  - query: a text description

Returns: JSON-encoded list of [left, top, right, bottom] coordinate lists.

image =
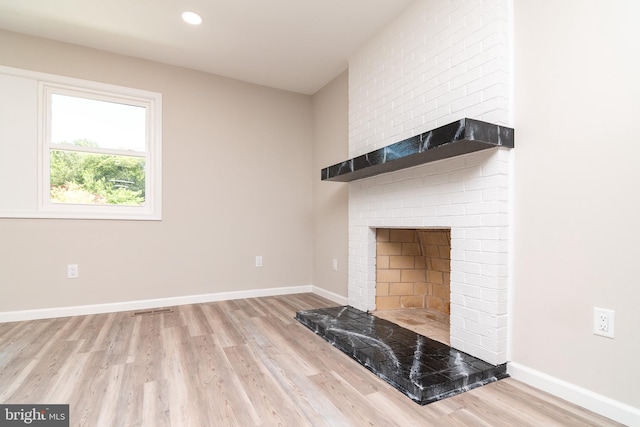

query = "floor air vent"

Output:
[[133, 308, 173, 316]]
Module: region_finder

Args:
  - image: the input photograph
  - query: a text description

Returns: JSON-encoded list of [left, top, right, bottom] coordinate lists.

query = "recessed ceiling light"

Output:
[[182, 11, 203, 25]]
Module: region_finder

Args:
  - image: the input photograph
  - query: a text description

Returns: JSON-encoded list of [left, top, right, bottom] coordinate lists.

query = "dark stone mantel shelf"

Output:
[[321, 118, 514, 182]]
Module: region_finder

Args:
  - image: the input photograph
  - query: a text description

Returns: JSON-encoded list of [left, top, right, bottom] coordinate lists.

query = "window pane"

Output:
[[50, 150, 145, 206], [51, 94, 146, 152]]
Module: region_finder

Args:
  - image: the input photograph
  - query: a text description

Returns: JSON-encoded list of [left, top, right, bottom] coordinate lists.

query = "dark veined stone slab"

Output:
[[321, 118, 514, 182], [296, 305, 509, 405]]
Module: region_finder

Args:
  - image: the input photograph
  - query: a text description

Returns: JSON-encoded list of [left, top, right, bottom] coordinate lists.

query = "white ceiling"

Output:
[[0, 0, 414, 95]]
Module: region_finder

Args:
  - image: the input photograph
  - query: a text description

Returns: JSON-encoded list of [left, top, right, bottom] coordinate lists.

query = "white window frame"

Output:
[[40, 83, 161, 220], [0, 65, 162, 220]]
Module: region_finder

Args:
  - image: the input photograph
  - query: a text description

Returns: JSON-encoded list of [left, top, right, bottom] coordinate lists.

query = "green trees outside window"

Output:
[[50, 140, 145, 206]]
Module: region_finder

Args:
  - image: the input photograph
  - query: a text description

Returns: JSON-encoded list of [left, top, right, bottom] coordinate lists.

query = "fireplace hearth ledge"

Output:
[[321, 118, 514, 182], [295, 305, 509, 405]]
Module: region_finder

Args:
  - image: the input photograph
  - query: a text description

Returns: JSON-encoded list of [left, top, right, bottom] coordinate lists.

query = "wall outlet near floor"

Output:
[[593, 307, 614, 338], [67, 264, 79, 279], [255, 256, 263, 267], [332, 259, 338, 271]]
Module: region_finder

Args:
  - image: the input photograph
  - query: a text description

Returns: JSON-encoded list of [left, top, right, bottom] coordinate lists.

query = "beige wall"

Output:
[[0, 30, 314, 311], [311, 70, 348, 298], [512, 0, 640, 408]]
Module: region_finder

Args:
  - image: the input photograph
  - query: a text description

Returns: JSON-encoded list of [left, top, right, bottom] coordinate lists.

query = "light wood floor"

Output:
[[0, 294, 621, 426]]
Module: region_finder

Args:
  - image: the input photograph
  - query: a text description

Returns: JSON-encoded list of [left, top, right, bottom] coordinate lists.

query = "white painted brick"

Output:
[[447, 168, 482, 184], [477, 323, 508, 342], [453, 238, 482, 251], [383, 218, 403, 227], [481, 213, 509, 227], [481, 263, 500, 278], [479, 186, 508, 203], [421, 168, 449, 184], [481, 239, 509, 253], [464, 149, 500, 167], [463, 273, 494, 288], [423, 193, 451, 206], [481, 109, 510, 126], [449, 247, 464, 263], [348, 0, 511, 365], [452, 304, 482, 323], [464, 296, 501, 315], [413, 206, 439, 218], [449, 336, 465, 351], [437, 62, 467, 89], [481, 336, 503, 353], [450, 92, 483, 114], [437, 204, 465, 217], [450, 271, 464, 283], [451, 281, 483, 298], [451, 326, 483, 345], [483, 4, 509, 26], [450, 190, 483, 204], [450, 293, 465, 306], [465, 201, 499, 215], [480, 312, 508, 328], [462, 318, 495, 338], [435, 107, 456, 124], [466, 250, 505, 266], [483, 56, 510, 78], [450, 214, 483, 227], [469, 69, 509, 95], [450, 315, 465, 329], [452, 261, 482, 276], [481, 288, 508, 303], [424, 82, 450, 105], [464, 175, 501, 191], [480, 161, 502, 177], [498, 264, 509, 277], [391, 207, 414, 218], [479, 348, 504, 366]]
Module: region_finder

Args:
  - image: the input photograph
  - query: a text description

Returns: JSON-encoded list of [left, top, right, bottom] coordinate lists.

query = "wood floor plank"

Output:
[[224, 344, 311, 426], [41, 351, 92, 404], [199, 303, 245, 348], [141, 381, 168, 427], [0, 293, 624, 426]]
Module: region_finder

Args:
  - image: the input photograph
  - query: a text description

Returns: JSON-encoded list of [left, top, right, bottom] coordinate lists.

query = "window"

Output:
[[0, 66, 162, 220]]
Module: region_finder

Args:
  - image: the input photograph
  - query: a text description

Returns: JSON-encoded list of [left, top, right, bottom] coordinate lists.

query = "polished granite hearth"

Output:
[[295, 306, 508, 405]]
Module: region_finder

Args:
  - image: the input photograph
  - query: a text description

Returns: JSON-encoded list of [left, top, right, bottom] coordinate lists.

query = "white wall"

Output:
[[512, 0, 640, 414]]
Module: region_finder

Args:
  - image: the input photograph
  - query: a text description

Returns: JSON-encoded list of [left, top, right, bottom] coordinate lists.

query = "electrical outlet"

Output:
[[67, 264, 79, 279], [255, 256, 263, 267], [593, 307, 614, 338], [332, 259, 338, 271]]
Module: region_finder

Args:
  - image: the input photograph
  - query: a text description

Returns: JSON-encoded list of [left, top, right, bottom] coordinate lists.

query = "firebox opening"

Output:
[[373, 228, 451, 345]]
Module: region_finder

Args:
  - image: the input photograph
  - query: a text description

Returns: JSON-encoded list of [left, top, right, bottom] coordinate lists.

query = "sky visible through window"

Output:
[[51, 94, 146, 152]]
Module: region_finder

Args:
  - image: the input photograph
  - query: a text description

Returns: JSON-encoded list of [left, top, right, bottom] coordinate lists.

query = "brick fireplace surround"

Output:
[[347, 147, 510, 366], [342, 0, 513, 366], [321, 118, 513, 372]]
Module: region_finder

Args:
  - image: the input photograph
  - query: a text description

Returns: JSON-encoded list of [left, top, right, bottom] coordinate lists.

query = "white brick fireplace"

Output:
[[346, 0, 512, 365]]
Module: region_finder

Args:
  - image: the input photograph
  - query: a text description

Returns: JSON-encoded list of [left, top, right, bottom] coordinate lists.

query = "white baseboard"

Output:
[[0, 285, 316, 323], [509, 362, 640, 426], [311, 286, 348, 305]]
